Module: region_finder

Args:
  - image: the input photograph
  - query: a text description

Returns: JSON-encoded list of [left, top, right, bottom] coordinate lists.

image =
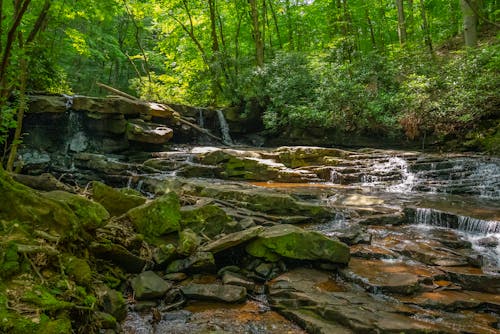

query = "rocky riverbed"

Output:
[[1, 144, 499, 333]]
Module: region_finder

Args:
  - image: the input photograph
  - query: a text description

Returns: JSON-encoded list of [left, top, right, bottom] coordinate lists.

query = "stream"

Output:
[[33, 144, 500, 333]]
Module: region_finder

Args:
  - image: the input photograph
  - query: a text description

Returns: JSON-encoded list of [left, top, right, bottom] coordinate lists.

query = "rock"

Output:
[[27, 94, 67, 113], [126, 119, 173, 144], [177, 229, 200, 256], [180, 204, 237, 238], [74, 153, 132, 174], [246, 225, 350, 264], [268, 268, 446, 334], [200, 226, 264, 253], [61, 254, 92, 285], [153, 244, 177, 266], [91, 181, 146, 216], [397, 290, 500, 311], [222, 272, 256, 291], [440, 266, 500, 294], [163, 273, 188, 281], [254, 262, 278, 280], [12, 173, 75, 193], [72, 96, 148, 115], [180, 283, 246, 303], [477, 236, 499, 247], [125, 192, 181, 238], [276, 146, 350, 168], [130, 271, 172, 300], [0, 170, 93, 239], [166, 252, 215, 274], [97, 286, 127, 322], [90, 242, 148, 273], [42, 191, 109, 230], [85, 112, 128, 135], [339, 258, 445, 294]]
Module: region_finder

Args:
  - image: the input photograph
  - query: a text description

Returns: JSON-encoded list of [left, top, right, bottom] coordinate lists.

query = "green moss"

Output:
[[21, 286, 74, 312], [38, 317, 72, 334], [126, 192, 181, 238], [180, 205, 235, 238], [246, 225, 350, 264], [91, 181, 146, 216], [0, 242, 20, 278], [61, 255, 92, 286], [177, 229, 199, 256], [42, 191, 110, 230]]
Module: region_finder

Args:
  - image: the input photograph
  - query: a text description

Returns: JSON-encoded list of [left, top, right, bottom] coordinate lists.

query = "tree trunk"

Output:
[[396, 0, 407, 45], [419, 0, 433, 54], [268, 0, 283, 49], [461, 0, 478, 47], [249, 0, 264, 67]]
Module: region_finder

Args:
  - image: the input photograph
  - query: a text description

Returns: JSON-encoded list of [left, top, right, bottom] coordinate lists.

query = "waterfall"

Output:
[[216, 109, 233, 145], [197, 108, 205, 128], [63, 94, 74, 109], [412, 207, 500, 235]]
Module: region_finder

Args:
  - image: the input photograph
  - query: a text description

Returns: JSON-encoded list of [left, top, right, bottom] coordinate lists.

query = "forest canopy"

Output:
[[0, 0, 499, 156]]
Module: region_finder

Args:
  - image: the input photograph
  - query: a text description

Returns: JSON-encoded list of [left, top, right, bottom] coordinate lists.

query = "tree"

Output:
[[460, 0, 478, 47]]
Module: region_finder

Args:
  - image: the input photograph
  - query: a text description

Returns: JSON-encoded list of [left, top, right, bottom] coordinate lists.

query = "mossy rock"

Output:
[[0, 242, 20, 278], [125, 192, 181, 238], [246, 225, 350, 264], [0, 169, 79, 238], [178, 228, 200, 256], [180, 204, 237, 238], [98, 286, 127, 322], [91, 181, 146, 216], [21, 286, 75, 312], [42, 191, 109, 230], [61, 254, 92, 286], [38, 317, 72, 334]]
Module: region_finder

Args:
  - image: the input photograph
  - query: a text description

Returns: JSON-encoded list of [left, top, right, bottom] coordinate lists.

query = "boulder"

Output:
[[12, 173, 75, 193], [200, 226, 264, 253], [97, 286, 127, 322], [276, 146, 350, 168], [166, 252, 215, 273], [180, 204, 237, 238], [91, 181, 146, 216], [125, 192, 181, 238], [246, 225, 350, 264], [153, 244, 177, 266], [440, 266, 500, 294], [130, 271, 172, 300], [72, 96, 148, 115], [222, 272, 256, 291], [126, 119, 173, 144], [85, 112, 128, 135], [61, 254, 92, 286], [28, 95, 68, 113], [42, 191, 110, 230], [90, 242, 148, 273], [180, 283, 246, 303]]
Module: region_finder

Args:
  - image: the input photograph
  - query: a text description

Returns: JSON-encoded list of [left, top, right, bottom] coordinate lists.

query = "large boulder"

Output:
[[42, 191, 110, 230], [180, 204, 237, 238], [91, 181, 146, 216], [246, 225, 350, 264], [200, 226, 264, 253], [126, 119, 173, 144], [28, 95, 68, 113], [276, 146, 350, 168], [72, 96, 148, 115], [125, 192, 181, 238]]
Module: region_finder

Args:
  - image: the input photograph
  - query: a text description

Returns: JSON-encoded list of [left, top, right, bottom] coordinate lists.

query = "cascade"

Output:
[[197, 108, 205, 128], [216, 109, 233, 145]]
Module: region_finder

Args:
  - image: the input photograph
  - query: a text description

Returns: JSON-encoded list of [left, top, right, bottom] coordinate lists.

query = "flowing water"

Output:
[[215, 109, 233, 145]]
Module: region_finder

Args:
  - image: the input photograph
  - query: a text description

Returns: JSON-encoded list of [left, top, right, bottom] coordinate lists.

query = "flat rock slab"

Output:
[[200, 226, 264, 253], [180, 283, 247, 303], [126, 119, 173, 144], [339, 258, 444, 294], [439, 266, 500, 294], [397, 290, 500, 311], [131, 271, 172, 300]]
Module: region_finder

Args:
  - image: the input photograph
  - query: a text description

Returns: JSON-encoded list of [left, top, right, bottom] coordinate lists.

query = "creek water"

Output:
[[57, 145, 499, 333]]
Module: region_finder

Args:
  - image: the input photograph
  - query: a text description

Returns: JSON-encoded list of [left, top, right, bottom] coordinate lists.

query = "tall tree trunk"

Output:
[[365, 9, 376, 48], [285, 0, 294, 50], [461, 0, 478, 47], [268, 0, 283, 49], [249, 0, 264, 67], [396, 0, 407, 45], [419, 0, 433, 54]]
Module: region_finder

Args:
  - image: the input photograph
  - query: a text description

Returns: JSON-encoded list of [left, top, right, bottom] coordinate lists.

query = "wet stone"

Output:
[[131, 271, 173, 300], [180, 283, 247, 303], [440, 266, 500, 294], [222, 272, 255, 291], [166, 252, 215, 274]]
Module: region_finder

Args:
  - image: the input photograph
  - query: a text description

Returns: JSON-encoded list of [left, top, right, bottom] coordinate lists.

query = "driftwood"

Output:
[[97, 82, 225, 143]]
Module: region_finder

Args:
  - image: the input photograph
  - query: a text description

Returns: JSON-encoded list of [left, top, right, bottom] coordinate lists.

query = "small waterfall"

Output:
[[411, 207, 500, 235], [197, 108, 205, 128], [360, 156, 417, 192], [216, 109, 233, 145], [63, 94, 74, 109]]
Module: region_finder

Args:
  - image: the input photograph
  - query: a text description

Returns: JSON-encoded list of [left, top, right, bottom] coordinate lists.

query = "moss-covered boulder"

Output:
[[91, 181, 146, 216], [130, 271, 172, 300], [42, 191, 109, 230], [0, 169, 82, 238], [180, 204, 237, 238], [276, 146, 350, 168], [246, 225, 350, 264], [125, 192, 181, 238], [61, 254, 92, 286]]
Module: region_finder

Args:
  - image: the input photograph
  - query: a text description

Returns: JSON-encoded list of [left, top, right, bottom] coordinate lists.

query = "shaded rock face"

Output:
[[131, 271, 172, 300], [126, 119, 173, 144]]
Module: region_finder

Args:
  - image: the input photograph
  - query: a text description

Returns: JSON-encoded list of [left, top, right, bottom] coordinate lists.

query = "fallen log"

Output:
[[97, 82, 225, 144]]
